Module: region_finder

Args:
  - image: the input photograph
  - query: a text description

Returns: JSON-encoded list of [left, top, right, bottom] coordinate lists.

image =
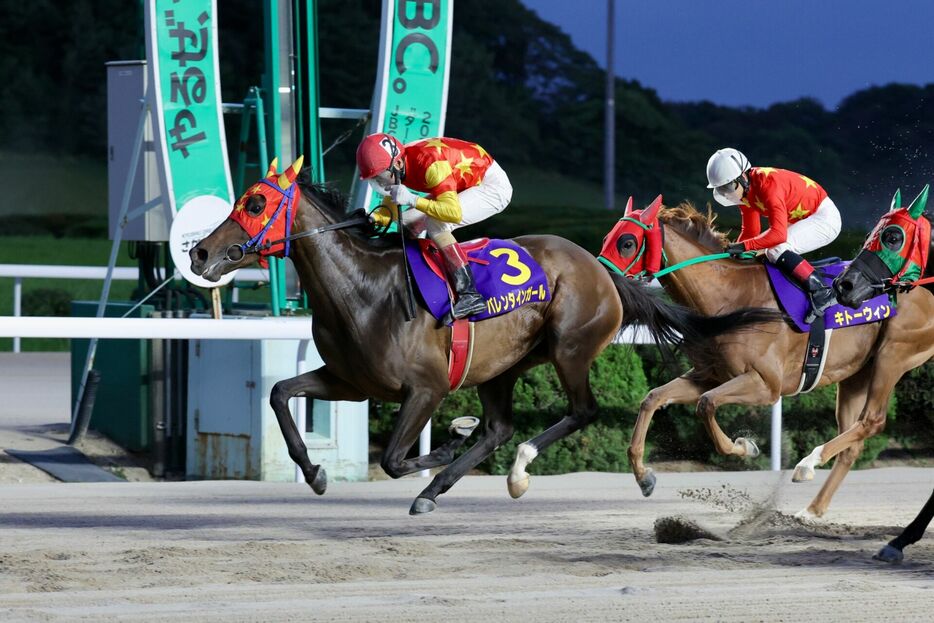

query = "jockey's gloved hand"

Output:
[[389, 184, 419, 208], [725, 242, 746, 258], [368, 198, 399, 227], [637, 272, 655, 284]]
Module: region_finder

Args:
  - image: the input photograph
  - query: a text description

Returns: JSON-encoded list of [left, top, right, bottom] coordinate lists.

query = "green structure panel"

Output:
[[70, 302, 154, 452]]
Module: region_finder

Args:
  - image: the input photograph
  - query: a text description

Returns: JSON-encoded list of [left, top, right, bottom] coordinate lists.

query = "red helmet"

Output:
[[356, 133, 404, 179]]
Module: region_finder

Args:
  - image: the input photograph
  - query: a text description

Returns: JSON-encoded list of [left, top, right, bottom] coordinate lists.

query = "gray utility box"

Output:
[[186, 335, 369, 482], [106, 60, 172, 241]]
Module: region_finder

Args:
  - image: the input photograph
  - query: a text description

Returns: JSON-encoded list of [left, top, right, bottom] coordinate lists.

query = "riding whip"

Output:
[[394, 170, 418, 322]]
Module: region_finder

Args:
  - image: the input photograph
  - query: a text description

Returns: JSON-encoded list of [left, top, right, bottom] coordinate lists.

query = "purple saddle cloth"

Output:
[[765, 260, 896, 332], [404, 238, 551, 324]]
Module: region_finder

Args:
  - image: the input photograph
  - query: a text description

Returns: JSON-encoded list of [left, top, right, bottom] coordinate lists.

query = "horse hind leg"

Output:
[[411, 371, 519, 514], [507, 351, 600, 499], [875, 488, 934, 563], [269, 366, 366, 495]]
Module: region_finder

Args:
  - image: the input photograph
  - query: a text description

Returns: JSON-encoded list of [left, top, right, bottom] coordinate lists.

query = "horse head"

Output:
[[598, 195, 664, 278], [190, 156, 304, 282], [834, 185, 931, 308]]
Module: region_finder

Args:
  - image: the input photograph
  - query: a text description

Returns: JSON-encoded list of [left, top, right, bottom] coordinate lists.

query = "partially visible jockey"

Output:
[[356, 133, 513, 319], [706, 147, 841, 320]]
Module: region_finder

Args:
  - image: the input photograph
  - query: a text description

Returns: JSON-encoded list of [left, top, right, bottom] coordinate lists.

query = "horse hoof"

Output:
[[308, 467, 328, 495], [794, 507, 820, 522], [507, 474, 529, 499], [873, 545, 904, 564], [638, 470, 656, 497], [735, 437, 760, 458], [791, 465, 814, 483], [449, 416, 480, 438], [409, 497, 437, 515]]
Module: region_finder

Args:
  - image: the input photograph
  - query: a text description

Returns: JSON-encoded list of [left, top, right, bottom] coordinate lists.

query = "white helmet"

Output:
[[706, 148, 750, 188]]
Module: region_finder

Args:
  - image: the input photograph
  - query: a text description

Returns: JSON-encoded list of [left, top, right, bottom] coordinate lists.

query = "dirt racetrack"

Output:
[[0, 468, 932, 622]]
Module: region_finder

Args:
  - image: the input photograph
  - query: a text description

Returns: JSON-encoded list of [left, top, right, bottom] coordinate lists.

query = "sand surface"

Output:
[[0, 468, 931, 622]]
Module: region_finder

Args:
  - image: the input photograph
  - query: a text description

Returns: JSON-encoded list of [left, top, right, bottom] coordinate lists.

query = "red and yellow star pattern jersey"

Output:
[[737, 167, 829, 250], [401, 137, 494, 223]]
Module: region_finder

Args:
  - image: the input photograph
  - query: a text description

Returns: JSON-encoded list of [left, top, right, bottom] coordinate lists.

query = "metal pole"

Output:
[[295, 339, 309, 483], [771, 398, 783, 471], [12, 277, 21, 353], [418, 421, 431, 478], [604, 0, 615, 211], [71, 97, 150, 442]]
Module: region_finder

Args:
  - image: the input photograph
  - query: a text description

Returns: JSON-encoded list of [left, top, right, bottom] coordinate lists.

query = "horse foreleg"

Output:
[[379, 388, 447, 480], [413, 372, 518, 514], [875, 488, 934, 563], [696, 372, 777, 457], [793, 345, 932, 483], [269, 366, 366, 495], [796, 365, 873, 517], [627, 375, 706, 497]]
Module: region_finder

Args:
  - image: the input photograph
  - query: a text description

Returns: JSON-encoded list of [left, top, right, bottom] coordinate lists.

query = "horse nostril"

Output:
[[192, 247, 208, 264], [840, 280, 853, 293]]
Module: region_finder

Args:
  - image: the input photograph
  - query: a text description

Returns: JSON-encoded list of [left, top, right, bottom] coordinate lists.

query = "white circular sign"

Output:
[[170, 194, 238, 288]]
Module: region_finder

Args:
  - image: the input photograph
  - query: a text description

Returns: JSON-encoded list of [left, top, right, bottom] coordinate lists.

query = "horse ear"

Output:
[[623, 196, 634, 216], [640, 194, 663, 224], [908, 184, 929, 218], [889, 188, 901, 212], [277, 155, 304, 190], [266, 157, 279, 178]]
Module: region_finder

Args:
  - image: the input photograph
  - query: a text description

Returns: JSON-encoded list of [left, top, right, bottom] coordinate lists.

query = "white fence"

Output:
[[0, 264, 784, 471]]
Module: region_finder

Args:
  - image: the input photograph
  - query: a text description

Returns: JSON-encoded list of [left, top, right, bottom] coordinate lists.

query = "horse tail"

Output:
[[607, 271, 782, 354]]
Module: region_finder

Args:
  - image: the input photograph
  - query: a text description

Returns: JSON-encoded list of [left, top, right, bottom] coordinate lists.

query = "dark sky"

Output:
[[521, 0, 934, 109]]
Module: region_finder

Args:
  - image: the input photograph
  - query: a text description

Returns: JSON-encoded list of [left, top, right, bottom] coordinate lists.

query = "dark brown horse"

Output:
[[189, 164, 775, 514], [603, 197, 933, 518]]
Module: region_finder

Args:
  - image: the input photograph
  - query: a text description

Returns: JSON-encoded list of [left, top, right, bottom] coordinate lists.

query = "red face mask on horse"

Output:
[[229, 156, 304, 268], [598, 195, 665, 278], [861, 185, 931, 285]]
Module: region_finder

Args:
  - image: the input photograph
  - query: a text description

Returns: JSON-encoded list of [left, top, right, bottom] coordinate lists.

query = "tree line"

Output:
[[1, 0, 932, 226]]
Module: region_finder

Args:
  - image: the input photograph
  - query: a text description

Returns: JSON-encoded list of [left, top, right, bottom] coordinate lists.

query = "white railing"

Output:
[[0, 264, 268, 352], [0, 265, 784, 472]]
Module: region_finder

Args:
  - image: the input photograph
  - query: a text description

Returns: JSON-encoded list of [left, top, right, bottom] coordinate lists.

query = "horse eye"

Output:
[[246, 195, 266, 217], [881, 227, 903, 250]]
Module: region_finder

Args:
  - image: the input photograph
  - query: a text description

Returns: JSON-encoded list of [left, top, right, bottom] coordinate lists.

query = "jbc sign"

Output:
[[392, 0, 442, 95], [383, 0, 451, 143]]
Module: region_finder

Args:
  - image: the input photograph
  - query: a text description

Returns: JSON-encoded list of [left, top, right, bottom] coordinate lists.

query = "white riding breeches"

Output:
[[765, 197, 842, 262], [402, 161, 513, 239]]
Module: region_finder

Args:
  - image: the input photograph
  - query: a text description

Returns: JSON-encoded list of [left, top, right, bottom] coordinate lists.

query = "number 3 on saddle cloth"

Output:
[[405, 237, 551, 322], [405, 237, 552, 390]]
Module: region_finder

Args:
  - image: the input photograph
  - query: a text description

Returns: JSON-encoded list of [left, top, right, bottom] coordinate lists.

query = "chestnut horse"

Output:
[[188, 162, 775, 514], [603, 196, 933, 517], [793, 188, 933, 511]]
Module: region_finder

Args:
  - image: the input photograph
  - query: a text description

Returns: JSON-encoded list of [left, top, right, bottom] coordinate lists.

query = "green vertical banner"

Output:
[[353, 0, 453, 212], [145, 0, 233, 211]]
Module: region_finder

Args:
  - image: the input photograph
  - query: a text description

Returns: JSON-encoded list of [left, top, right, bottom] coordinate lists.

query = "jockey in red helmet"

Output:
[[707, 147, 841, 321], [356, 132, 513, 319]]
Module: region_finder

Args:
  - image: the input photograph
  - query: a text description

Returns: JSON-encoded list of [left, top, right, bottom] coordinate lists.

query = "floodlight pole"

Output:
[[604, 0, 616, 210]]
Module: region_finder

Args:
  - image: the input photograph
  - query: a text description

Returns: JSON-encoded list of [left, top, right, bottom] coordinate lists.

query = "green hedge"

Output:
[[369, 344, 923, 476], [370, 345, 648, 474]]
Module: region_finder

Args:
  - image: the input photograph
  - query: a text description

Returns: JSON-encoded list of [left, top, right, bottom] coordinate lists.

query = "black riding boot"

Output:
[[775, 250, 836, 322], [440, 244, 488, 319]]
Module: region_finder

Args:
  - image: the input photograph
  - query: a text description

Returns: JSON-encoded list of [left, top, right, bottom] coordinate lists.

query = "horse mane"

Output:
[[295, 169, 396, 247], [659, 202, 730, 252]]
